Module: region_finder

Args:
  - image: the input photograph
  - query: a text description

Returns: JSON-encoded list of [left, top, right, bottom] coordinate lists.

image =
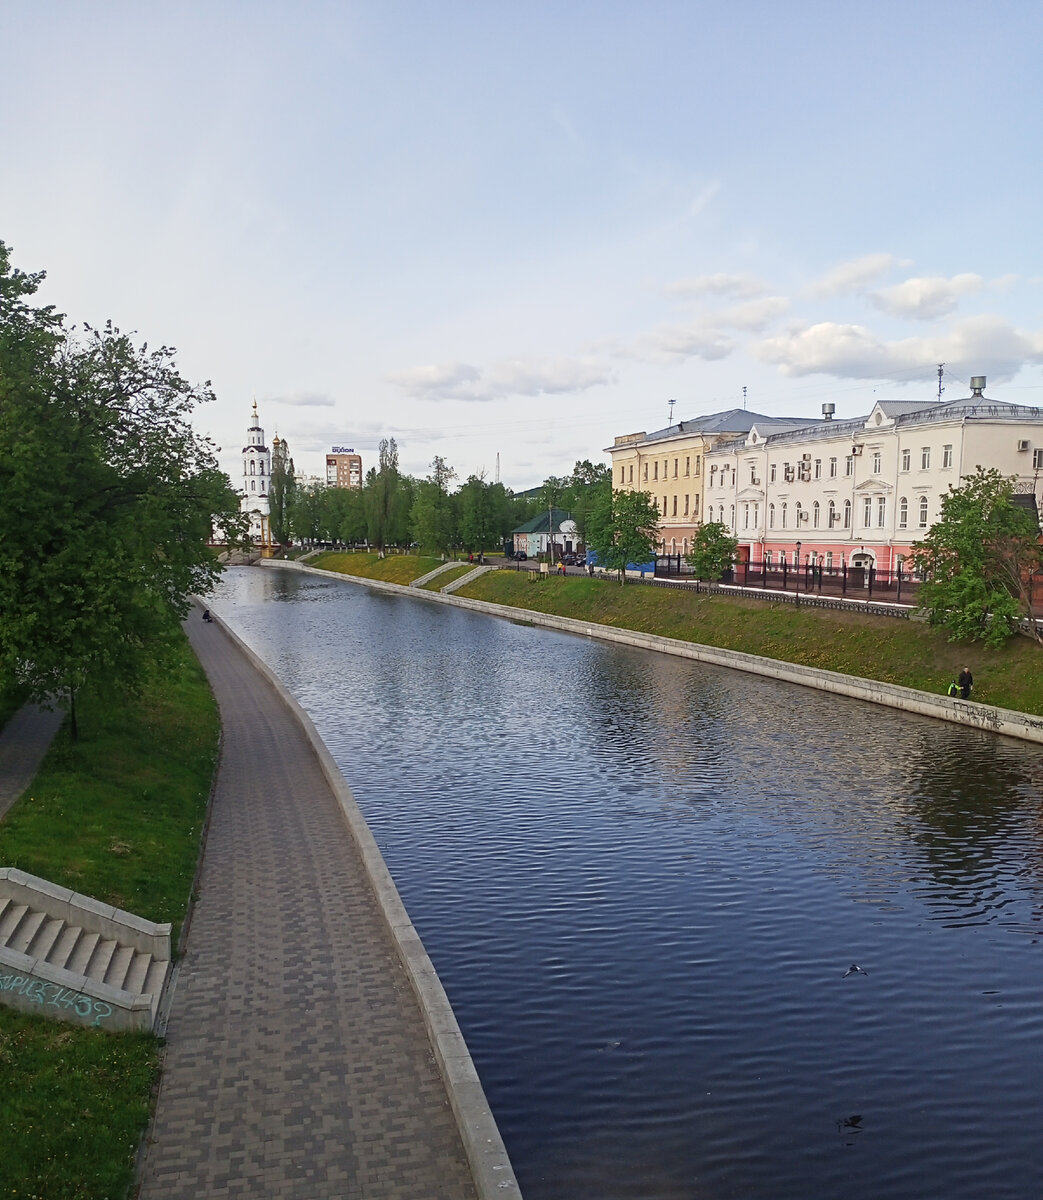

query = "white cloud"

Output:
[[870, 273, 983, 320], [805, 253, 903, 297], [386, 356, 612, 402], [633, 321, 734, 363], [663, 272, 768, 300], [755, 314, 1043, 384], [716, 296, 790, 331]]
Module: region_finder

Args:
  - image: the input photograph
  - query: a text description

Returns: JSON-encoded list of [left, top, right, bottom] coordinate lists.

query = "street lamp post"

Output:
[[795, 540, 802, 606]]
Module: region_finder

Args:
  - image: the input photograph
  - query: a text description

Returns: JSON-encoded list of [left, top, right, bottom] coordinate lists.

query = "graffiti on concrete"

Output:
[[0, 971, 114, 1025]]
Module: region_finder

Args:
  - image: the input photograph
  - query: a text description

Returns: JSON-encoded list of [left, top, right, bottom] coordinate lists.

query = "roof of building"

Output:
[[512, 507, 574, 535], [608, 408, 821, 452]]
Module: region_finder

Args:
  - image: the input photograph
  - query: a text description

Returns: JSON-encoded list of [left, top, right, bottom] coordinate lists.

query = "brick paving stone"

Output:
[[138, 613, 477, 1200]]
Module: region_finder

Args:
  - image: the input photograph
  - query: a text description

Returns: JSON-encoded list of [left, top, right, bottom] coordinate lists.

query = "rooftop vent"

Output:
[[821, 403, 835, 420], [970, 375, 986, 396]]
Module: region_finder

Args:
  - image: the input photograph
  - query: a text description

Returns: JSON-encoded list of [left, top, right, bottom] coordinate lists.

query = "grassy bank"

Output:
[[0, 635, 219, 1200], [313, 550, 449, 584], [303, 553, 1043, 715]]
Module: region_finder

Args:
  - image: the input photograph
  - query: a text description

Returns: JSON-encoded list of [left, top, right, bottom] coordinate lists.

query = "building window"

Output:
[[259, 461, 265, 476], [743, 503, 750, 529], [682, 538, 688, 554], [753, 503, 759, 527], [1034, 448, 1043, 470], [672, 458, 677, 478], [710, 465, 717, 487], [685, 456, 690, 476], [250, 460, 256, 475], [795, 501, 803, 526], [899, 497, 908, 528], [829, 457, 837, 478], [826, 552, 833, 569], [643, 463, 648, 481], [844, 500, 852, 528], [845, 456, 854, 476], [684, 494, 689, 515], [780, 502, 787, 528], [620, 467, 625, 485], [729, 504, 735, 529], [769, 503, 775, 529], [662, 495, 667, 514], [942, 444, 953, 468], [877, 496, 886, 527], [863, 497, 872, 527], [695, 456, 701, 475], [919, 496, 929, 527], [901, 448, 911, 472], [765, 550, 772, 566], [694, 496, 700, 515], [750, 464, 758, 484], [813, 501, 820, 528], [672, 495, 678, 516], [654, 461, 658, 480], [872, 451, 881, 474], [828, 500, 836, 526], [628, 464, 633, 483], [793, 549, 799, 566], [814, 459, 822, 479], [921, 447, 931, 469], [770, 463, 777, 482], [250, 479, 256, 491]]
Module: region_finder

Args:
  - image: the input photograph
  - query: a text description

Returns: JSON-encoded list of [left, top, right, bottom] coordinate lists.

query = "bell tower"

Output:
[[240, 401, 271, 541]]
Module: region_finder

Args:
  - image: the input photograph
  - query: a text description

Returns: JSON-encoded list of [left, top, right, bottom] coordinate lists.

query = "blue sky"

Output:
[[3, 1, 1041, 489]]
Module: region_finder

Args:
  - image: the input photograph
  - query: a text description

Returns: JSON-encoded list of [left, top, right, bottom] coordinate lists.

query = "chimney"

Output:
[[970, 375, 986, 397]]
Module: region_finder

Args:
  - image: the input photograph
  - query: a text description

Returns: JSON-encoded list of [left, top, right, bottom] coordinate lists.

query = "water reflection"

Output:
[[210, 567, 1043, 1200]]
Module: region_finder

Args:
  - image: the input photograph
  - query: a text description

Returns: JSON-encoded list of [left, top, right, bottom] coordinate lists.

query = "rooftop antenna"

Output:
[[495, 452, 500, 485], [742, 385, 747, 410], [937, 364, 945, 402], [668, 398, 677, 425]]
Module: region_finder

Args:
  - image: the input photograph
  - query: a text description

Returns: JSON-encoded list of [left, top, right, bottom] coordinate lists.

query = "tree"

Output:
[[364, 437, 408, 555], [568, 460, 611, 543], [411, 456, 457, 555], [686, 521, 738, 581], [585, 488, 661, 584], [268, 438, 296, 545], [457, 473, 512, 552], [912, 466, 1042, 646], [0, 241, 248, 735]]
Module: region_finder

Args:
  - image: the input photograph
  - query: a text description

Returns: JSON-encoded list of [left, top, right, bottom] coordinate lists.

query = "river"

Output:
[[208, 565, 1043, 1200]]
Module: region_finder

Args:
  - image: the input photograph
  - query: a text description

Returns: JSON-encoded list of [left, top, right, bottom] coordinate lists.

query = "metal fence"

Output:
[[653, 554, 921, 604]]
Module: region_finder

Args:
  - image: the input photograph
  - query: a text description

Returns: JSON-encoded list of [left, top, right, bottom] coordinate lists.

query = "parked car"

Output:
[[513, 550, 528, 561]]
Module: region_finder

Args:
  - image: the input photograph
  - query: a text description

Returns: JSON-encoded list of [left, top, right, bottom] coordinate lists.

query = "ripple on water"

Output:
[[211, 568, 1043, 1200]]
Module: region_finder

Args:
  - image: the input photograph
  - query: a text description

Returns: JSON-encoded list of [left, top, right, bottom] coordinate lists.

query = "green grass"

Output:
[[457, 571, 1043, 716], [0, 634, 220, 1199], [0, 1013, 157, 1199], [313, 550, 452, 585], [419, 563, 475, 590]]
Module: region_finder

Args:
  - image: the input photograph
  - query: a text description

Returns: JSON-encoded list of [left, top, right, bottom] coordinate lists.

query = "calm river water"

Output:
[[209, 566, 1043, 1200]]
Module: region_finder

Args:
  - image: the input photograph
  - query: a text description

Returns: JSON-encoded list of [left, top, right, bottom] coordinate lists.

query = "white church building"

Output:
[[240, 401, 271, 542]]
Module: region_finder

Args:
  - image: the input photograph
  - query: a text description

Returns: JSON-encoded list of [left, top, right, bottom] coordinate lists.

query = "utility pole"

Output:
[[743, 386, 747, 410], [937, 364, 945, 402], [668, 398, 677, 425]]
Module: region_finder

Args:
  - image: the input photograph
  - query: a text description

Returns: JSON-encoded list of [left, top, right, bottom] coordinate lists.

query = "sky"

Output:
[[3, 1, 1042, 491]]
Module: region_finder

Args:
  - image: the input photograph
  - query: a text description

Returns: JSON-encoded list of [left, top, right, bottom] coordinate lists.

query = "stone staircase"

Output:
[[0, 868, 171, 1031]]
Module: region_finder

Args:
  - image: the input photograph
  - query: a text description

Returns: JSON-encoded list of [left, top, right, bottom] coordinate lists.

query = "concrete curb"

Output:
[[202, 606, 521, 1200], [266, 559, 1043, 746]]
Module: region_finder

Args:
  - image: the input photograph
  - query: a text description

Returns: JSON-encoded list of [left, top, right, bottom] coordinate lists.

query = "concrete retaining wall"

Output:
[[263, 559, 1043, 746]]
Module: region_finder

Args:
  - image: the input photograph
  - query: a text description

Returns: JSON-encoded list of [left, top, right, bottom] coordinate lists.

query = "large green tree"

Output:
[[364, 437, 409, 555], [268, 438, 296, 544], [412, 456, 457, 555], [912, 466, 1042, 646], [0, 241, 247, 733], [585, 488, 661, 584], [686, 521, 738, 582], [457, 473, 513, 552]]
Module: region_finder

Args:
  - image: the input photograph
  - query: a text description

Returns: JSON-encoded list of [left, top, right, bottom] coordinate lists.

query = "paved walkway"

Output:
[[138, 615, 477, 1199], [0, 701, 65, 821]]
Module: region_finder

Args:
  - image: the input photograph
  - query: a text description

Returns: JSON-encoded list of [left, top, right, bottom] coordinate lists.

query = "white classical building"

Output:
[[702, 378, 1043, 574], [240, 401, 271, 541]]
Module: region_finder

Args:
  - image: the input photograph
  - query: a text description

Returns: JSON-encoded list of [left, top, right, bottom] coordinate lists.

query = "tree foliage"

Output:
[[268, 439, 296, 544], [686, 521, 738, 581], [412, 456, 458, 554], [0, 241, 248, 731], [586, 488, 661, 584], [365, 437, 409, 555], [912, 466, 1042, 646]]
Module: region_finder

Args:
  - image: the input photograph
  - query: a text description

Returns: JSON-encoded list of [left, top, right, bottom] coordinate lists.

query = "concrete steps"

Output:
[[0, 869, 172, 1031]]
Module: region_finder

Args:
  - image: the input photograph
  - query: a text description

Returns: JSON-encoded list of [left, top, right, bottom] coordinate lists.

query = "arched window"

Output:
[[828, 499, 836, 526], [729, 504, 735, 529], [250, 460, 256, 475], [259, 461, 265, 476], [813, 501, 820, 528], [682, 538, 688, 554], [919, 496, 929, 527], [795, 501, 802, 526], [250, 480, 256, 492], [671, 538, 677, 553], [899, 497, 908, 528], [781, 502, 787, 528], [844, 500, 852, 528], [769, 503, 775, 528]]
